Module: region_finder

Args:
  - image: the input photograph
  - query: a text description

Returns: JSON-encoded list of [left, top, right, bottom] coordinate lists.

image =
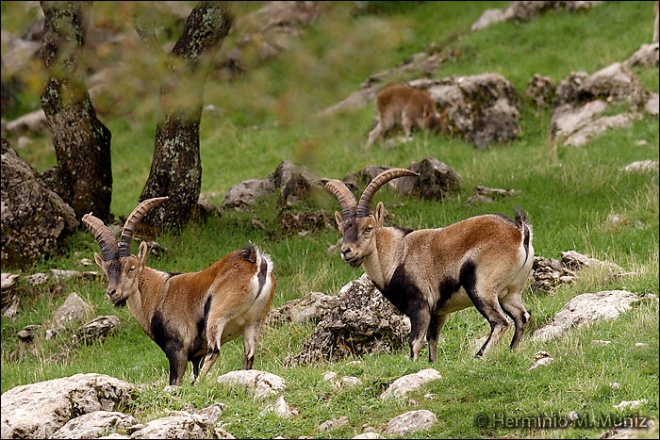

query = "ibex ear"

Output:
[[374, 202, 386, 227], [137, 241, 149, 265], [334, 211, 345, 232], [93, 252, 104, 268]]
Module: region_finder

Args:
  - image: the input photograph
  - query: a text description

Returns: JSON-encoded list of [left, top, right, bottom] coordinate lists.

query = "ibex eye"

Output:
[[129, 266, 136, 272], [364, 227, 373, 234]]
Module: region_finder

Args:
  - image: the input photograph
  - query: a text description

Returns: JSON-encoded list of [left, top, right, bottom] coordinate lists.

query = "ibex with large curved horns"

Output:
[[325, 168, 534, 362], [83, 197, 276, 386]]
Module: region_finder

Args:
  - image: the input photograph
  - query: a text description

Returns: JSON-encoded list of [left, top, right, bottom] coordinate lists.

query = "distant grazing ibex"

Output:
[[83, 197, 276, 386], [366, 83, 443, 148], [325, 168, 534, 362]]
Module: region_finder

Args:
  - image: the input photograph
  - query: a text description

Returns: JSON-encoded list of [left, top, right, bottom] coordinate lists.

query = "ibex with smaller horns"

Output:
[[325, 168, 534, 362], [83, 197, 275, 386], [366, 84, 443, 148]]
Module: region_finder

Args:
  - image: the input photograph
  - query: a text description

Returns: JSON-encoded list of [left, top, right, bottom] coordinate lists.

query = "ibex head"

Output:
[[82, 197, 168, 306], [324, 168, 418, 267]]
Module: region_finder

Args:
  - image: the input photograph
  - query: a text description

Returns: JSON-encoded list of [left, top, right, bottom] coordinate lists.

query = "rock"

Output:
[[1, 373, 135, 439], [266, 291, 339, 326], [216, 1, 321, 81], [271, 160, 327, 208], [624, 43, 659, 68], [323, 371, 362, 390], [550, 62, 651, 147], [216, 370, 286, 400], [531, 290, 641, 342], [1, 273, 19, 291], [613, 399, 648, 410], [529, 251, 626, 292], [397, 157, 462, 200], [578, 63, 647, 107], [623, 160, 659, 173], [563, 113, 641, 147], [560, 250, 625, 274], [471, 2, 604, 31], [285, 274, 410, 366], [471, 8, 509, 31], [644, 92, 659, 115], [1, 272, 20, 317], [128, 410, 229, 439], [73, 315, 121, 345], [50, 411, 137, 439], [222, 178, 275, 211], [530, 256, 577, 292], [529, 351, 555, 370], [4, 109, 48, 136], [352, 433, 383, 439], [591, 339, 612, 346], [380, 368, 442, 400], [426, 73, 521, 148], [50, 292, 95, 334], [551, 100, 609, 140], [383, 409, 437, 436], [1, 140, 79, 269], [17, 324, 42, 343], [263, 395, 298, 418], [318, 416, 349, 432], [525, 73, 556, 108], [466, 185, 518, 205]]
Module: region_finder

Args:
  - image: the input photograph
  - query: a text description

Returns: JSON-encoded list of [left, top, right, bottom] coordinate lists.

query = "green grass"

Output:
[[1, 1, 658, 438]]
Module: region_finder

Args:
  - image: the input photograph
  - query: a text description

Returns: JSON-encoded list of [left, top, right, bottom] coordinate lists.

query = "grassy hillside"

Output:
[[1, 1, 658, 438]]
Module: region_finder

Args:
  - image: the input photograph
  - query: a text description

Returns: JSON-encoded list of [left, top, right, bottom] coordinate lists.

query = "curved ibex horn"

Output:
[[324, 179, 357, 219], [82, 213, 119, 261], [118, 197, 169, 257], [356, 168, 419, 217]]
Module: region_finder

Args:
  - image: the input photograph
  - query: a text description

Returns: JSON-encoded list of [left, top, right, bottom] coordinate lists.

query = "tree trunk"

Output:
[[39, 1, 112, 222], [138, 1, 233, 231]]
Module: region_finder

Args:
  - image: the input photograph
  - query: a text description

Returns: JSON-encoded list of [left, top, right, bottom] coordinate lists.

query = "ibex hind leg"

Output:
[[469, 289, 510, 358], [242, 321, 264, 369], [198, 321, 227, 381], [500, 293, 530, 351], [461, 263, 510, 357]]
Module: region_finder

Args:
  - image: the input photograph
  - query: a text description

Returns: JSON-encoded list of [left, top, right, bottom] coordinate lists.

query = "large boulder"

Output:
[[471, 1, 604, 31], [421, 73, 521, 148], [531, 290, 643, 342], [550, 63, 653, 147], [342, 158, 461, 201], [1, 373, 135, 439], [398, 157, 462, 200], [285, 274, 410, 365], [1, 139, 79, 269]]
